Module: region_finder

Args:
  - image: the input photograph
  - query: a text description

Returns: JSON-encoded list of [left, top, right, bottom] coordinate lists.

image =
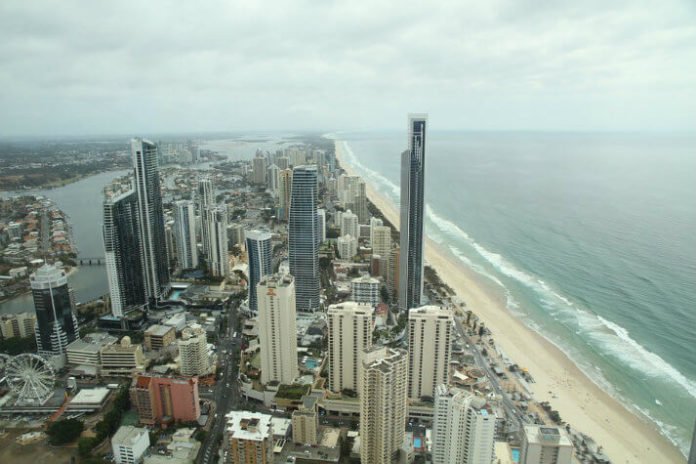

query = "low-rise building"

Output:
[[66, 332, 118, 374], [292, 395, 319, 445], [100, 336, 146, 377], [112, 425, 150, 464], [143, 428, 200, 464], [144, 324, 176, 351]]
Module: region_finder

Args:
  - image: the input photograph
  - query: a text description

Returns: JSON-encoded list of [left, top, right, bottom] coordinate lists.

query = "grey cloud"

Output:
[[0, 0, 694, 135]]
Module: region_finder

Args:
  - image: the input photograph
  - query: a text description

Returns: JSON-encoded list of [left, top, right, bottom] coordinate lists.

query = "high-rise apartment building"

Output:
[[399, 115, 427, 311], [520, 426, 574, 464], [288, 166, 320, 312], [372, 225, 392, 260], [291, 395, 319, 445], [132, 138, 170, 303], [173, 200, 198, 269], [252, 153, 267, 185], [197, 176, 215, 253], [340, 209, 359, 238], [327, 302, 374, 393], [31, 263, 80, 358], [338, 175, 368, 224], [131, 374, 200, 425], [257, 274, 298, 385], [267, 163, 280, 194], [178, 326, 211, 376], [317, 208, 326, 243], [203, 205, 229, 277], [278, 169, 292, 222], [351, 275, 380, 306], [245, 230, 273, 314], [337, 234, 358, 260], [103, 177, 146, 317], [360, 346, 408, 464], [432, 385, 496, 464], [225, 411, 274, 464], [408, 305, 453, 400]]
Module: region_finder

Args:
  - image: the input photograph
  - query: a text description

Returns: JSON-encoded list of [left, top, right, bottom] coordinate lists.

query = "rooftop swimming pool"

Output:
[[413, 437, 422, 448], [511, 448, 520, 463]]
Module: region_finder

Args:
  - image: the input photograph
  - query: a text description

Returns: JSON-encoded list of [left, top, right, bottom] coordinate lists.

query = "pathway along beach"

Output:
[[334, 140, 685, 464]]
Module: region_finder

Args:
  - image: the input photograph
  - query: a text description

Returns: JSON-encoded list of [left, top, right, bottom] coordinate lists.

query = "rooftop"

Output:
[[70, 387, 110, 405], [112, 425, 149, 447], [145, 324, 175, 337], [226, 411, 273, 442]]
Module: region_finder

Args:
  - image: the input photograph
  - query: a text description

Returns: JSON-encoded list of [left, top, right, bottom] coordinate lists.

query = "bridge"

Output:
[[78, 257, 105, 265]]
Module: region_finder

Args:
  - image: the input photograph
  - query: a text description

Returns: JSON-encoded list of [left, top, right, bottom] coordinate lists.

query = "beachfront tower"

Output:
[[520, 425, 573, 464], [31, 263, 80, 359], [197, 176, 215, 253], [245, 230, 273, 313], [103, 177, 146, 317], [131, 138, 170, 304], [360, 346, 409, 464], [399, 114, 427, 311], [173, 200, 198, 270], [408, 305, 453, 400], [288, 165, 321, 312], [257, 274, 298, 385], [432, 385, 496, 464], [688, 418, 696, 464]]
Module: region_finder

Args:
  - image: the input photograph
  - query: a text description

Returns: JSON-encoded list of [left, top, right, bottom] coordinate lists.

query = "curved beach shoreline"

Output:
[[334, 140, 685, 464]]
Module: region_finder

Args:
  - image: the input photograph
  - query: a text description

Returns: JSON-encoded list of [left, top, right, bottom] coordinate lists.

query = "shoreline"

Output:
[[334, 140, 685, 463]]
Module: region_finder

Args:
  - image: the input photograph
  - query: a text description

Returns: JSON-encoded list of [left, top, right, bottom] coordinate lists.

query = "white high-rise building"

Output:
[[258, 274, 298, 385], [371, 225, 392, 260], [340, 209, 359, 238], [178, 326, 211, 376], [360, 346, 408, 464], [267, 163, 280, 194], [203, 205, 228, 277], [337, 234, 358, 260], [432, 385, 496, 464], [351, 275, 380, 306], [173, 200, 198, 269], [408, 305, 453, 400], [317, 208, 326, 243], [520, 426, 574, 464], [370, 217, 383, 243], [327, 302, 373, 393], [197, 176, 215, 253]]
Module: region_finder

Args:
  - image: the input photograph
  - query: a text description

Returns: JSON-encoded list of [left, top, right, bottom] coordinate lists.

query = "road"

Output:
[[453, 316, 523, 433], [197, 302, 243, 464]]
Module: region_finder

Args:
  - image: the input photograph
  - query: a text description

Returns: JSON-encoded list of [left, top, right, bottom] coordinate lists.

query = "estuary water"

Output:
[[335, 131, 696, 454]]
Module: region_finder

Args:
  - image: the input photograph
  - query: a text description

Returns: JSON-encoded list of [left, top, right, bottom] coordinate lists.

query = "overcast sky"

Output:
[[1, 0, 695, 136]]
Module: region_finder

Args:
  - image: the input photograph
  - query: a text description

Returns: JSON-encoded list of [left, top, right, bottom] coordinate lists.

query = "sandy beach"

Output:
[[334, 141, 685, 464]]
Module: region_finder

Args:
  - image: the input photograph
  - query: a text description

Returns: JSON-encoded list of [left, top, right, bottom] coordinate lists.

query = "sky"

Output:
[[1, 0, 695, 136]]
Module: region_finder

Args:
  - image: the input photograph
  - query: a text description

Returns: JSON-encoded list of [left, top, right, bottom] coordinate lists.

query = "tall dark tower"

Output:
[[132, 138, 170, 304], [31, 263, 79, 358], [399, 114, 427, 311], [245, 230, 273, 314], [103, 177, 146, 317], [288, 165, 320, 312]]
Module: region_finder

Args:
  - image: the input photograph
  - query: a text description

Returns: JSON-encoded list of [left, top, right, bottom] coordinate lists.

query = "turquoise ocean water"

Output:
[[332, 131, 696, 455]]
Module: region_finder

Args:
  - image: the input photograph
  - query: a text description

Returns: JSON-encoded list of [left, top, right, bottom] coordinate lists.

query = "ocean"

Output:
[[333, 130, 696, 455]]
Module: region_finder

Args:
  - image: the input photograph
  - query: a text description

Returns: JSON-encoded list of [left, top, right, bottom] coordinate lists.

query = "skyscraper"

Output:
[[317, 208, 326, 243], [371, 225, 392, 260], [132, 138, 170, 303], [327, 302, 374, 393], [340, 209, 359, 238], [360, 346, 408, 464], [267, 163, 280, 194], [408, 305, 453, 400], [203, 205, 229, 277], [399, 114, 427, 311], [173, 200, 198, 270], [252, 152, 267, 185], [245, 230, 273, 313], [178, 326, 211, 376], [288, 165, 320, 312], [257, 274, 298, 385], [197, 176, 215, 254], [31, 263, 80, 358], [103, 177, 146, 317], [278, 168, 292, 222], [432, 385, 496, 464]]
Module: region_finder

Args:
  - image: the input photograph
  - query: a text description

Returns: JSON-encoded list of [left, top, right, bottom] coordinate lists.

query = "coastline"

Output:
[[334, 140, 685, 463]]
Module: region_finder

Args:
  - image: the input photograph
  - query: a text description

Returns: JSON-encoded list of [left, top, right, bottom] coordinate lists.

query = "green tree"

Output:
[[47, 418, 84, 445]]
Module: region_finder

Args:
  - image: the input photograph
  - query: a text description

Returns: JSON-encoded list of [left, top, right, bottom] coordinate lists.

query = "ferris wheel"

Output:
[[5, 353, 56, 406]]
